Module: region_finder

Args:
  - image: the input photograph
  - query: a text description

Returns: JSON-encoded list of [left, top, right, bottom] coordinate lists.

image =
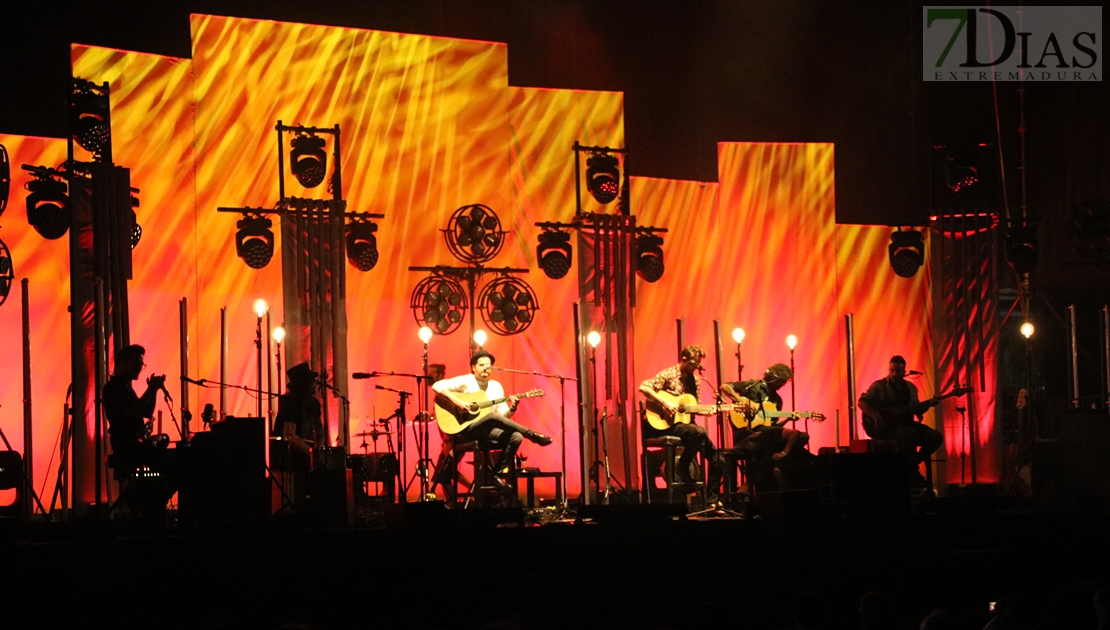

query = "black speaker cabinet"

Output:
[[816, 452, 912, 514], [179, 417, 269, 522]]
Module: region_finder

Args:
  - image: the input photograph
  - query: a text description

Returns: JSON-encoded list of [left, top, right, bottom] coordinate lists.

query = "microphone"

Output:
[[375, 384, 410, 395], [695, 365, 705, 373], [181, 376, 207, 386], [352, 372, 375, 379], [907, 370, 923, 376]]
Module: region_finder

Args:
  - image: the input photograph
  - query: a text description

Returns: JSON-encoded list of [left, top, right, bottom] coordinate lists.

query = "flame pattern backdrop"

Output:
[[0, 13, 995, 505]]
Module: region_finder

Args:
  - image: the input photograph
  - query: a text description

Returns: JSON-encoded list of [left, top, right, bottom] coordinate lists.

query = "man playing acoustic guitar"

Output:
[[639, 344, 723, 502], [721, 363, 813, 492], [432, 350, 552, 491], [858, 355, 945, 474]]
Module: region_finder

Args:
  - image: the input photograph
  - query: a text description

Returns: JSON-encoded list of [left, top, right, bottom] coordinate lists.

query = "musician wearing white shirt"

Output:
[[432, 350, 552, 491]]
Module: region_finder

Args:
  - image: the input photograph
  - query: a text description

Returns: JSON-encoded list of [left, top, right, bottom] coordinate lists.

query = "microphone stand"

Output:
[[356, 371, 425, 503], [688, 375, 742, 518], [493, 366, 578, 510]]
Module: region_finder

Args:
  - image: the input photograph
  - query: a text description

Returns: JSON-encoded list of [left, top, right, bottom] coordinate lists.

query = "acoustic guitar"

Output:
[[643, 391, 740, 431], [728, 400, 826, 431], [435, 388, 545, 435]]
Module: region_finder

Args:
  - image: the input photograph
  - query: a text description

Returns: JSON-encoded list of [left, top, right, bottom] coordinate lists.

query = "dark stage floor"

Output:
[[3, 497, 1108, 630]]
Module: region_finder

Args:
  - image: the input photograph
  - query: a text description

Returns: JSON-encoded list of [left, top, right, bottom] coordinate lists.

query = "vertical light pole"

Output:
[[253, 298, 268, 419], [732, 327, 746, 382], [273, 326, 286, 397], [587, 331, 603, 498], [417, 325, 434, 500], [786, 334, 798, 414]]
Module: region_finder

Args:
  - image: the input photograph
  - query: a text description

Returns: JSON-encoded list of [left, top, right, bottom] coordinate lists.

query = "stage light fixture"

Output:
[[411, 275, 468, 335], [273, 326, 286, 344], [70, 84, 111, 156], [478, 276, 538, 335], [586, 153, 620, 204], [635, 233, 665, 283], [537, 229, 572, 279], [0, 236, 13, 307], [732, 328, 745, 344], [253, 298, 269, 318], [346, 218, 379, 272], [445, 204, 505, 264], [1006, 225, 1038, 275], [130, 188, 141, 249], [1, 143, 10, 218], [888, 229, 924, 278], [473, 329, 488, 348], [25, 173, 70, 240], [1020, 322, 1034, 339], [235, 213, 275, 269], [418, 326, 433, 344], [290, 133, 327, 188]]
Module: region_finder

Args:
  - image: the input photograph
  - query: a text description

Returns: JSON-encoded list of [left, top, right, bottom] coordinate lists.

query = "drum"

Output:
[[312, 446, 347, 471], [348, 453, 397, 482]]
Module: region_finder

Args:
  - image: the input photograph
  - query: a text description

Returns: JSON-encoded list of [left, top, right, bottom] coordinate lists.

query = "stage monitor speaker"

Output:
[[1033, 412, 1110, 505], [817, 452, 912, 515], [308, 469, 355, 528], [179, 417, 269, 522]]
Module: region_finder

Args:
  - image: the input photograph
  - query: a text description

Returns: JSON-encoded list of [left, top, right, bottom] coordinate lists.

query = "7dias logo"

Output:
[[924, 6, 1101, 82]]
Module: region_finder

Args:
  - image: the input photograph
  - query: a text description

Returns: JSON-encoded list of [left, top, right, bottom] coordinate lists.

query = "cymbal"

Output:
[[354, 430, 389, 437]]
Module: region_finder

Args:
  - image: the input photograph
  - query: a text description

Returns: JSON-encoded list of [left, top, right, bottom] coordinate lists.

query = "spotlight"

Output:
[[473, 329, 488, 348], [1020, 322, 1034, 339], [1, 143, 10, 218], [946, 161, 979, 194], [888, 229, 924, 278], [418, 326, 433, 344], [479, 276, 538, 335], [445, 204, 504, 264], [70, 83, 111, 156], [1006, 225, 1037, 275], [346, 218, 379, 272], [130, 188, 141, 249], [290, 133, 327, 188], [253, 298, 268, 318], [586, 153, 620, 204], [273, 326, 286, 344], [536, 229, 572, 279], [786, 334, 798, 351], [0, 236, 12, 307], [411, 275, 468, 335], [635, 233, 665, 283], [235, 213, 275, 269], [587, 331, 601, 348], [25, 173, 70, 240], [732, 328, 745, 344]]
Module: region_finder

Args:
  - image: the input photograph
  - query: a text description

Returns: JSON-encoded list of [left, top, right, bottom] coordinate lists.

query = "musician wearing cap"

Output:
[[432, 350, 552, 491], [275, 362, 323, 459], [858, 355, 944, 471], [638, 344, 723, 502]]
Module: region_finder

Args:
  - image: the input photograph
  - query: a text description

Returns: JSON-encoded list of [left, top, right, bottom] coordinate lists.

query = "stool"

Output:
[[641, 436, 702, 504], [451, 440, 517, 507], [717, 447, 751, 506], [516, 469, 563, 508]]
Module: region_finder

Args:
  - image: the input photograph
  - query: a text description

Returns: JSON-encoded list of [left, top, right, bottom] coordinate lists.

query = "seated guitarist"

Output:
[[432, 350, 552, 491], [720, 363, 811, 491], [858, 355, 943, 472], [638, 345, 722, 501]]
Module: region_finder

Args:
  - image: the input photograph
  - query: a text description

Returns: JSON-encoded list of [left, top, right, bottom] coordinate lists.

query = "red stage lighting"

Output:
[[586, 153, 620, 204], [290, 133, 327, 188]]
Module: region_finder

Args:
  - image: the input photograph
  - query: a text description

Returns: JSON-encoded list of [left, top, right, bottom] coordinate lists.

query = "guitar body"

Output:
[[434, 388, 544, 435], [730, 400, 784, 431], [644, 391, 699, 431]]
